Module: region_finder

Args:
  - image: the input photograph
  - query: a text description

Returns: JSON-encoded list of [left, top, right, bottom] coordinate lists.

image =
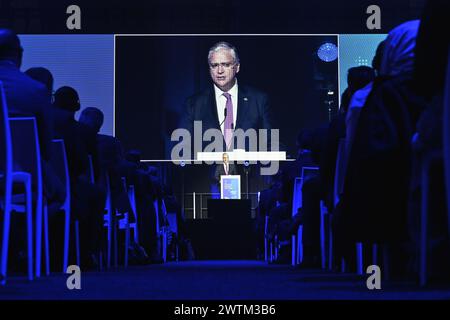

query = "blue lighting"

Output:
[[317, 43, 338, 62]]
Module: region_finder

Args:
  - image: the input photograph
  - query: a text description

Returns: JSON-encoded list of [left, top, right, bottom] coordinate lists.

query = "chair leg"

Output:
[[114, 216, 118, 268], [264, 215, 269, 262], [35, 195, 42, 278], [291, 235, 296, 266], [112, 214, 119, 268], [124, 213, 129, 268], [107, 208, 112, 269], [75, 221, 80, 267], [274, 235, 278, 260], [44, 204, 50, 276], [420, 162, 429, 287], [269, 242, 273, 263], [99, 251, 103, 271], [297, 226, 303, 264], [163, 230, 167, 263], [328, 215, 333, 271], [26, 179, 33, 281], [264, 236, 268, 262], [1, 202, 11, 285], [63, 209, 70, 273], [356, 242, 363, 275], [320, 203, 326, 269]]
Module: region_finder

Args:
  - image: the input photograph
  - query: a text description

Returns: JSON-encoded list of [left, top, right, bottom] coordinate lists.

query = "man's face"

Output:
[[223, 153, 229, 163], [209, 49, 240, 92]]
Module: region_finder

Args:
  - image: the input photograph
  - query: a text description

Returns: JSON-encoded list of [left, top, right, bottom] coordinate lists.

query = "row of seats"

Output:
[[0, 82, 179, 284], [263, 14, 450, 286]]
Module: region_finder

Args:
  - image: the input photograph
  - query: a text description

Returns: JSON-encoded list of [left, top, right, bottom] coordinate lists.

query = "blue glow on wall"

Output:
[[19, 35, 115, 136]]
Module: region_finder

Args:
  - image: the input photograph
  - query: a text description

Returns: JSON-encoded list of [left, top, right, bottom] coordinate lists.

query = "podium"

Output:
[[220, 175, 241, 199], [186, 199, 254, 259]]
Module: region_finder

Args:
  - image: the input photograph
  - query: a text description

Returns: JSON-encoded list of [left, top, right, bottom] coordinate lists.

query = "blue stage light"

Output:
[[317, 43, 338, 62]]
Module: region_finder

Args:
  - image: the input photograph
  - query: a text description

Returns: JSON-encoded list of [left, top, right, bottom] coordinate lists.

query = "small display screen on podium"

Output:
[[220, 175, 241, 199]]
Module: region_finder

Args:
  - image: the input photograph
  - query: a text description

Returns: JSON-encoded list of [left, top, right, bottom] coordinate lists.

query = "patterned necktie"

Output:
[[223, 92, 234, 148]]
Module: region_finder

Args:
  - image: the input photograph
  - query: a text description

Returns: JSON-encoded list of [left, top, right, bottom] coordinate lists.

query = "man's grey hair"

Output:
[[208, 41, 240, 65]]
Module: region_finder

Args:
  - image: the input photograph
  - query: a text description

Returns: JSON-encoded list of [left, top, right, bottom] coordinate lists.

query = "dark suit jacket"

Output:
[[180, 84, 273, 152], [53, 108, 99, 182], [214, 162, 238, 183], [96, 133, 139, 186], [0, 61, 53, 160], [97, 134, 125, 170]]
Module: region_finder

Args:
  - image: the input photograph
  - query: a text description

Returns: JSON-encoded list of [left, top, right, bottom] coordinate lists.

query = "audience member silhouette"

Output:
[[52, 86, 106, 269], [0, 35, 65, 270], [339, 20, 427, 277], [0, 29, 54, 160], [20, 66, 66, 217], [409, 0, 450, 281], [25, 67, 54, 100]]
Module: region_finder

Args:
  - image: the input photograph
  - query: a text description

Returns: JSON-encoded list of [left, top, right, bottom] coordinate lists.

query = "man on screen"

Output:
[[180, 41, 273, 153]]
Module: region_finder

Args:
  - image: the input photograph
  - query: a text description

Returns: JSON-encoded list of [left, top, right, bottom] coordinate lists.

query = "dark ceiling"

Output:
[[0, 0, 427, 34]]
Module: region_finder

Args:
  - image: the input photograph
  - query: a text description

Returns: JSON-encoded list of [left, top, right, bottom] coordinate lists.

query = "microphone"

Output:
[[219, 107, 227, 127]]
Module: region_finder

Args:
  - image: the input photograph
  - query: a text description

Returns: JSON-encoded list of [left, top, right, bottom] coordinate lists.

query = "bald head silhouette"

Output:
[[0, 29, 23, 67]]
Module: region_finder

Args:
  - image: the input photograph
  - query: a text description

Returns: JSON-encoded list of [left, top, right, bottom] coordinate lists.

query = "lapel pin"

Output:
[[243, 97, 248, 101]]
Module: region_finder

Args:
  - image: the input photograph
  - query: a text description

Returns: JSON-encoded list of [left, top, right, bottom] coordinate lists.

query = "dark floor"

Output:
[[1, 260, 450, 300]]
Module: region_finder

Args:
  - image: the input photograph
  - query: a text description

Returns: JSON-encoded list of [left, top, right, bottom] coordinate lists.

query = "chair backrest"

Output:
[[291, 166, 320, 217], [153, 199, 160, 233], [9, 117, 43, 190], [334, 138, 347, 206], [127, 184, 138, 223], [0, 81, 13, 209], [301, 166, 319, 182], [49, 139, 71, 207], [291, 177, 302, 217]]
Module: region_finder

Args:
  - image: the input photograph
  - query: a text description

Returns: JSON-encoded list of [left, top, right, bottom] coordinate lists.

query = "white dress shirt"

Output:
[[224, 162, 231, 175], [214, 80, 238, 135]]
